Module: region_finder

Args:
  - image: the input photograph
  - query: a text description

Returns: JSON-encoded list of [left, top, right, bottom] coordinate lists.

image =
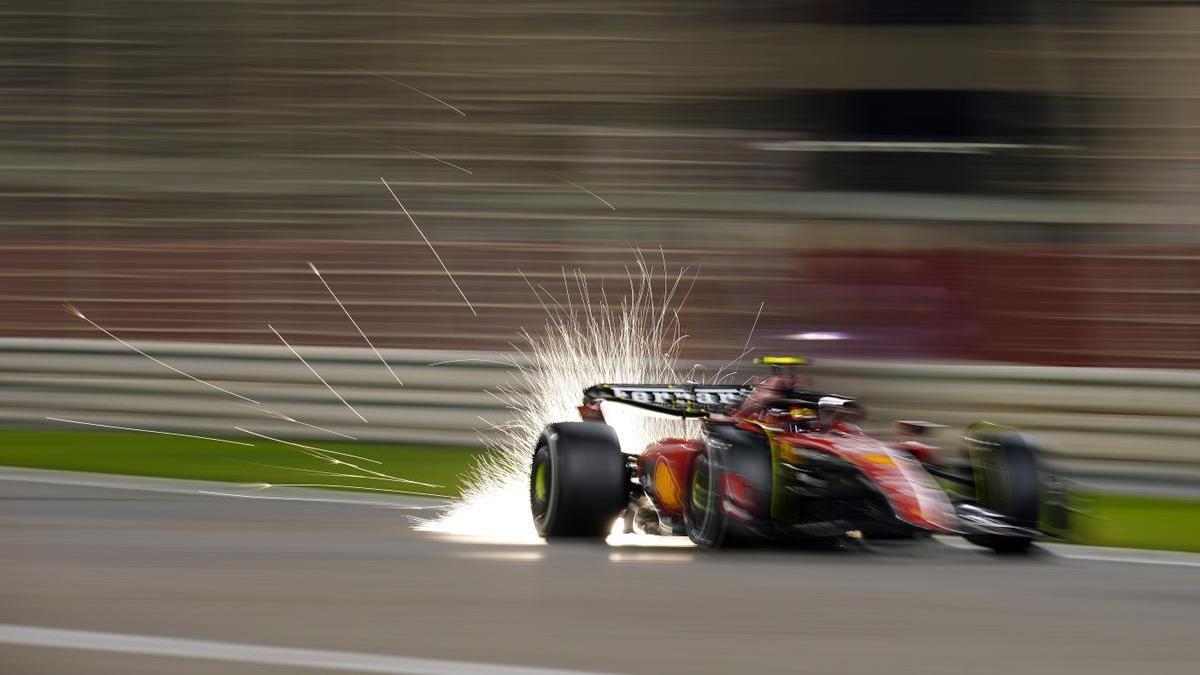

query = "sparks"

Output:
[[418, 254, 697, 541], [245, 404, 358, 441], [548, 172, 616, 210], [368, 72, 466, 117], [379, 177, 477, 315], [743, 301, 765, 354], [233, 427, 378, 464], [243, 482, 447, 499], [65, 304, 259, 404], [395, 145, 473, 175], [234, 427, 441, 488], [714, 300, 765, 384], [45, 417, 254, 446], [267, 324, 368, 424], [307, 261, 404, 386], [196, 489, 444, 507]]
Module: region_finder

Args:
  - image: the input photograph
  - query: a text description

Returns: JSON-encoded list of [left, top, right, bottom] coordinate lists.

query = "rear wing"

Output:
[[582, 383, 754, 418]]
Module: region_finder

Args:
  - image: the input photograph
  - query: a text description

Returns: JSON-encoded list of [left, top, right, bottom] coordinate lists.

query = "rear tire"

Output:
[[964, 430, 1042, 554], [530, 422, 627, 540], [683, 448, 728, 549], [684, 428, 771, 550]]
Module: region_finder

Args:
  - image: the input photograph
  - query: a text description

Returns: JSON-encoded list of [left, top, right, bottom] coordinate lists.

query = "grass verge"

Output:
[[0, 430, 1197, 552], [1070, 492, 1200, 553], [0, 430, 483, 499]]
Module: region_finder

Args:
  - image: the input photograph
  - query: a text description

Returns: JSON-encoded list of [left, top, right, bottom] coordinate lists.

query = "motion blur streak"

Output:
[[43, 417, 254, 446], [419, 257, 706, 541]]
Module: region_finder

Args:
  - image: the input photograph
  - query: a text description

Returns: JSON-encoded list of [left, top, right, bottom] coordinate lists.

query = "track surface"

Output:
[[2, 470, 1197, 675]]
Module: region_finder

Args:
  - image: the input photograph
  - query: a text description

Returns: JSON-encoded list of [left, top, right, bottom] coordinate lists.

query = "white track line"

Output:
[[1056, 553, 1200, 568], [1041, 543, 1200, 569], [4, 469, 1195, 568], [936, 536, 1200, 568], [0, 624, 620, 675]]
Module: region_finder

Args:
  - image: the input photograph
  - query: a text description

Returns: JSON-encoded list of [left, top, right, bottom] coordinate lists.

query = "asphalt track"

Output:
[[2, 469, 1198, 675]]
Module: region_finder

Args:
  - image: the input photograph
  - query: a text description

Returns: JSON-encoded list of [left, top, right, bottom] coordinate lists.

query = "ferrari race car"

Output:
[[530, 357, 1066, 553]]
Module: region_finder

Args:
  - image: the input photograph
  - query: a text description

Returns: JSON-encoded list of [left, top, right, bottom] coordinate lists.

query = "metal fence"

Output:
[[4, 337, 1200, 471]]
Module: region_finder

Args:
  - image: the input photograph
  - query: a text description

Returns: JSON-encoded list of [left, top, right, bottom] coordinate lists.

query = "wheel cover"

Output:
[[690, 459, 711, 516], [534, 461, 548, 502], [530, 445, 552, 528], [686, 452, 723, 547]]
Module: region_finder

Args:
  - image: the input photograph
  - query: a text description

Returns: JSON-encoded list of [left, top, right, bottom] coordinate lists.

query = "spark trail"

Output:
[[234, 428, 441, 488], [67, 304, 361, 444], [419, 255, 697, 541], [267, 324, 368, 423], [66, 304, 258, 404], [245, 404, 358, 441], [547, 172, 616, 210], [395, 146, 473, 175], [307, 261, 404, 386], [233, 428, 379, 465], [368, 72, 466, 117], [379, 177, 477, 315], [45, 417, 254, 446]]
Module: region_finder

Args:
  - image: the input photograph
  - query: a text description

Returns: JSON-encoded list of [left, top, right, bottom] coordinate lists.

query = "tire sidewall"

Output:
[[530, 442, 556, 536], [684, 448, 727, 549], [530, 423, 625, 539]]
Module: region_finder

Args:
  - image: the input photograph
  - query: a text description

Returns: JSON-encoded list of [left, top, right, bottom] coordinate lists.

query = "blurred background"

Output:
[[2, 1, 1200, 523], [7, 0, 1200, 361]]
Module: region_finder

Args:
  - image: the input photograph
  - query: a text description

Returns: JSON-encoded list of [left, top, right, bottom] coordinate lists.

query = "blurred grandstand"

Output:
[[5, 0, 1200, 366]]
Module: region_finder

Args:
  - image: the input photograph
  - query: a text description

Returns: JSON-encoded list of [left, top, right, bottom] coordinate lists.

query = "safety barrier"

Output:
[[3, 338, 1199, 467]]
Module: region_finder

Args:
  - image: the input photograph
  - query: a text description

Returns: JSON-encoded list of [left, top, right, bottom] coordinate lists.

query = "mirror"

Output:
[[817, 395, 865, 425]]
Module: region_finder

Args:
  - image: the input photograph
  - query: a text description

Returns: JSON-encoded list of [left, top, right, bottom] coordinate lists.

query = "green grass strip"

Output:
[[1, 430, 1197, 552], [0, 430, 483, 498], [1070, 492, 1200, 553]]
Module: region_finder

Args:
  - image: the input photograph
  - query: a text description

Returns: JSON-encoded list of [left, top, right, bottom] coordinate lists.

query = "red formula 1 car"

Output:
[[530, 357, 1065, 553]]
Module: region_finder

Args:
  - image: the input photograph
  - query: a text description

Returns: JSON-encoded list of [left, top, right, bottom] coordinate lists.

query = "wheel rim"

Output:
[[687, 453, 721, 546], [534, 461, 548, 502], [690, 458, 712, 516], [530, 445, 552, 527]]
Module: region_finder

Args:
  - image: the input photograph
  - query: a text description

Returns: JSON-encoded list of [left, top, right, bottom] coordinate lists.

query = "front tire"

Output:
[[530, 422, 627, 539], [964, 429, 1042, 554]]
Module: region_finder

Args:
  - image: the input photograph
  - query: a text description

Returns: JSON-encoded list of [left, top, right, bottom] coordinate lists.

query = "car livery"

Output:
[[531, 356, 1065, 553]]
